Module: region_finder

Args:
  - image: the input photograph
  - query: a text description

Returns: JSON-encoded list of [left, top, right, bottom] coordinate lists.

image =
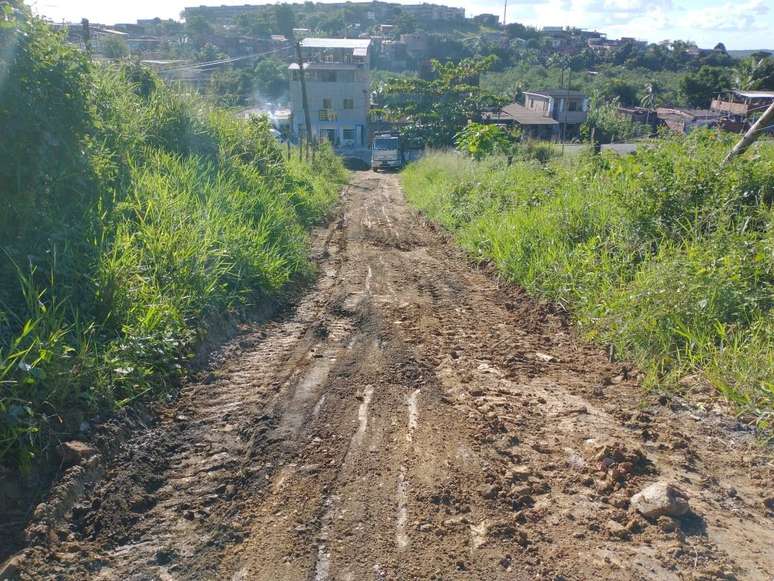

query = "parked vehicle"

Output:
[[371, 133, 403, 171]]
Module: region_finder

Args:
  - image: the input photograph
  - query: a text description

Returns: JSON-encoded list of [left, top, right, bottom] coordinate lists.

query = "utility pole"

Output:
[[502, 0, 508, 26], [81, 18, 91, 55], [722, 100, 774, 165], [294, 40, 313, 160], [559, 69, 565, 154]]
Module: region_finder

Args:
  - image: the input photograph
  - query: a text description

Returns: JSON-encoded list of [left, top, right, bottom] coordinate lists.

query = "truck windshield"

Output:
[[373, 138, 399, 150]]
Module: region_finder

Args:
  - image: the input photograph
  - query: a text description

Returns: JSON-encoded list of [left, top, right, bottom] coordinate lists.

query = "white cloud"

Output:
[[683, 0, 769, 32]]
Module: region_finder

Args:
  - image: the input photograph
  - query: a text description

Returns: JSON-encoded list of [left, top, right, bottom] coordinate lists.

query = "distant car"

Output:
[[371, 134, 403, 171]]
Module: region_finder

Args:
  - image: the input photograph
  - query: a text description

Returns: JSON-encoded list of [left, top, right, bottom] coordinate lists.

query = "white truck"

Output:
[[371, 133, 403, 171]]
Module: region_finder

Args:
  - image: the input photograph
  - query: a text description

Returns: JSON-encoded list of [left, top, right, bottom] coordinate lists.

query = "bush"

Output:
[[0, 7, 345, 469], [402, 133, 774, 426]]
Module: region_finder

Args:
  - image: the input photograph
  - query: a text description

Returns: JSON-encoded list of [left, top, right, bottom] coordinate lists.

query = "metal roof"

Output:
[[288, 63, 362, 70], [492, 103, 559, 126], [524, 89, 586, 99], [732, 90, 774, 99], [300, 38, 372, 49]]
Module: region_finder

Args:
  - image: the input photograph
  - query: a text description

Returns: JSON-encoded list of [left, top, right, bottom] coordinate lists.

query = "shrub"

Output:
[[402, 132, 774, 426], [0, 7, 345, 469]]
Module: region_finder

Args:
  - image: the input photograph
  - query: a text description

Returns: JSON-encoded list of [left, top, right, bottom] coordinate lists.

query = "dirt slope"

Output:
[[8, 172, 773, 580]]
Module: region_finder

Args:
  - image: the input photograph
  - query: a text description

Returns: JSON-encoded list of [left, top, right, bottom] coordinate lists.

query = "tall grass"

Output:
[[402, 136, 774, 426], [0, 8, 345, 469]]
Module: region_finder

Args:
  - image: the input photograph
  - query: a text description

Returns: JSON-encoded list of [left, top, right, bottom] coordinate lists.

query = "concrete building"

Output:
[[483, 89, 588, 140], [524, 90, 588, 137], [289, 38, 372, 150]]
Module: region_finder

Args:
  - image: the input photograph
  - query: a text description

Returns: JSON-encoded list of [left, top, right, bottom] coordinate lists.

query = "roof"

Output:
[[288, 63, 362, 70], [300, 38, 372, 49], [656, 108, 722, 121], [732, 90, 774, 99], [487, 103, 559, 126], [524, 89, 587, 99]]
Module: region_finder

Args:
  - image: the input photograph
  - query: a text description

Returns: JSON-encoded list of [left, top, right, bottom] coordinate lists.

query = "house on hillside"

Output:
[[289, 38, 371, 150], [711, 90, 774, 128], [656, 107, 724, 133], [523, 90, 588, 138], [483, 89, 589, 140]]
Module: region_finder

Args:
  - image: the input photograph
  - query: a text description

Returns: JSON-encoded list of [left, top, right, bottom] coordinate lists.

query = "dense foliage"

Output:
[[378, 57, 505, 146], [0, 5, 345, 469], [402, 134, 774, 426]]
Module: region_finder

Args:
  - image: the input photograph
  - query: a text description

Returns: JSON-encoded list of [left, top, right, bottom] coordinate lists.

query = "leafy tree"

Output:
[[394, 12, 417, 34], [581, 98, 649, 143], [236, 13, 271, 37], [185, 14, 212, 49], [380, 56, 505, 146], [208, 68, 255, 106], [598, 78, 639, 106], [272, 3, 295, 38], [735, 56, 774, 90], [254, 57, 288, 100], [455, 122, 518, 160], [680, 66, 732, 107], [100, 35, 129, 59]]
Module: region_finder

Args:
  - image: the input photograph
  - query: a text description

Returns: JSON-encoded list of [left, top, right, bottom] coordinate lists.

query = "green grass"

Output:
[[401, 135, 774, 427], [0, 9, 346, 469]]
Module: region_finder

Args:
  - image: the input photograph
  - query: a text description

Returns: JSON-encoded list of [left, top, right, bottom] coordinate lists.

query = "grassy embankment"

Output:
[[0, 7, 346, 470], [402, 134, 774, 426]]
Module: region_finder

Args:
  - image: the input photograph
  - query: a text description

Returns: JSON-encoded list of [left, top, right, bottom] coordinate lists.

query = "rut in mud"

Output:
[[9, 172, 773, 580]]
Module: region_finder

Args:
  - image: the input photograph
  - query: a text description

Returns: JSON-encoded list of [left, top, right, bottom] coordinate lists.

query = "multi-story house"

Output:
[[289, 38, 372, 150], [523, 90, 588, 137], [483, 89, 589, 140]]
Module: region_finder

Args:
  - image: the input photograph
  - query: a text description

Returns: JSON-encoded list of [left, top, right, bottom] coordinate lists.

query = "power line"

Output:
[[158, 44, 292, 73]]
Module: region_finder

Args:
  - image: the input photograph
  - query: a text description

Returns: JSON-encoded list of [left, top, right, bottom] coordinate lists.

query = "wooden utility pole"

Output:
[[722, 100, 774, 165], [294, 41, 313, 160]]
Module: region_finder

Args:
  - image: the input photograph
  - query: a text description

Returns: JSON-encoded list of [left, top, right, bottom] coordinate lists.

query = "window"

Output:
[[342, 128, 355, 141], [343, 98, 354, 110], [338, 71, 355, 82], [319, 70, 336, 82], [322, 98, 332, 110], [568, 100, 578, 111]]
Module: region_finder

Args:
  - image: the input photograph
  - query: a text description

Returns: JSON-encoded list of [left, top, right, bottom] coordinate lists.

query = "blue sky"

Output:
[[31, 0, 773, 49]]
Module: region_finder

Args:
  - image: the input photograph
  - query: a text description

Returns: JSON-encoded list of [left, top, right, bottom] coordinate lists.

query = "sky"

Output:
[[31, 0, 774, 50]]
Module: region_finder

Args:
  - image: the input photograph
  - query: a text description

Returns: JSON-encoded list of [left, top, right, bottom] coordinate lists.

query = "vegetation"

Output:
[[581, 99, 651, 143], [402, 134, 774, 426], [378, 57, 505, 146], [0, 6, 345, 469], [455, 122, 518, 160]]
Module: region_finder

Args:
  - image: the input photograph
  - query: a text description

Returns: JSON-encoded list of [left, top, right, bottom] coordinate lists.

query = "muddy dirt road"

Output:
[[9, 172, 773, 580]]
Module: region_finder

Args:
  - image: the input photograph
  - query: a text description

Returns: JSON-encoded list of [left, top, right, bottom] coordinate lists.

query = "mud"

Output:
[[5, 172, 773, 580]]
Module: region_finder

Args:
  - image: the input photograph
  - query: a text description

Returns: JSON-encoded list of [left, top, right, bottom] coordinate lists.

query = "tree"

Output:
[[100, 35, 129, 59], [185, 14, 212, 49], [394, 12, 416, 34], [581, 98, 648, 143], [455, 122, 518, 160], [679, 66, 731, 107], [272, 4, 295, 38], [380, 56, 505, 146], [735, 56, 774, 90], [598, 78, 639, 106], [254, 57, 288, 100], [236, 13, 271, 37]]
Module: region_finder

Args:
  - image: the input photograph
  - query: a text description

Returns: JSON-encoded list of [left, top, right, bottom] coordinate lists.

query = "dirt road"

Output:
[[10, 172, 773, 580]]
